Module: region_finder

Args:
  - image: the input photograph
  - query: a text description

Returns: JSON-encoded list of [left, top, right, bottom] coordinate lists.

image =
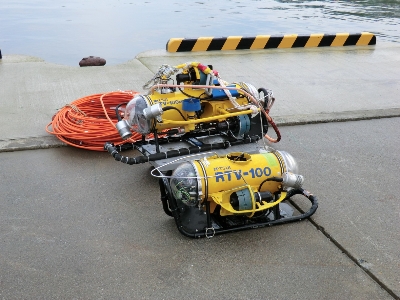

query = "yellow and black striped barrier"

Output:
[[166, 32, 376, 52]]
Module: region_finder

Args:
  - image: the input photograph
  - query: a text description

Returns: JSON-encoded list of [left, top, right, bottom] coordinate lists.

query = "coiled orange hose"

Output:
[[46, 89, 280, 151], [46, 91, 141, 151]]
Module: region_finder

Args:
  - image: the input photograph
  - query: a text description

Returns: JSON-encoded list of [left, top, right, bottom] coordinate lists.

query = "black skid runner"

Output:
[[159, 177, 318, 238]]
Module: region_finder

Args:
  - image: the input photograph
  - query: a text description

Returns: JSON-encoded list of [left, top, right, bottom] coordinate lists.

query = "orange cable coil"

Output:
[[46, 91, 142, 151]]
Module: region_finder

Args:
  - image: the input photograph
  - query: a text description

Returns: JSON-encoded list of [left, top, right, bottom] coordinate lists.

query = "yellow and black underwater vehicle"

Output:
[[105, 62, 317, 238]]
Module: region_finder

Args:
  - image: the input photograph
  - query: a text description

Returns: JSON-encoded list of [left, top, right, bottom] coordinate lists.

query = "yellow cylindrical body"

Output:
[[169, 151, 293, 217], [190, 152, 287, 216], [145, 85, 250, 133], [193, 152, 285, 199]]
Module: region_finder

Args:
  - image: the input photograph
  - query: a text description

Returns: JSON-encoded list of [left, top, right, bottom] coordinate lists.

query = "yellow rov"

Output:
[[105, 62, 317, 237], [154, 150, 317, 238]]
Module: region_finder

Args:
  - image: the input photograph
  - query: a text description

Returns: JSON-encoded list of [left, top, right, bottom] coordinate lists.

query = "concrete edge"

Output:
[[1, 108, 399, 153], [0, 136, 67, 153], [273, 107, 400, 126], [0, 54, 144, 67], [3, 42, 399, 66]]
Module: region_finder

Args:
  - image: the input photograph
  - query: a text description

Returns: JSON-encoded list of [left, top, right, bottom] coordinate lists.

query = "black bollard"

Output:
[[79, 56, 106, 67]]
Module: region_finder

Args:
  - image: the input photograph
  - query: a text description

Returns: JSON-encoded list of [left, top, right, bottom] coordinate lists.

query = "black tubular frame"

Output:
[[158, 178, 318, 238], [104, 133, 259, 165]]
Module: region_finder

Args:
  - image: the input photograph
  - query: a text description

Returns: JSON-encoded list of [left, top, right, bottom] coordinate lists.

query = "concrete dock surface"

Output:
[[1, 42, 400, 149], [0, 43, 399, 299]]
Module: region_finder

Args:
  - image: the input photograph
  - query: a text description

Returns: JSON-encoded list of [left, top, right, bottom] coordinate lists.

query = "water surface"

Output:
[[1, 0, 399, 65]]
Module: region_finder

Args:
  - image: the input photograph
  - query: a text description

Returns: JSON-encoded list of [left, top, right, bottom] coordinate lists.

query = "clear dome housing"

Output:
[[277, 150, 299, 174], [124, 95, 151, 134], [170, 162, 199, 206]]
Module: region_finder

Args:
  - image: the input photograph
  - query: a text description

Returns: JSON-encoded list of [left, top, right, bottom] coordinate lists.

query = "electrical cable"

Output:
[[115, 102, 128, 122], [258, 177, 284, 192], [178, 87, 201, 99], [46, 91, 143, 151], [163, 106, 187, 121]]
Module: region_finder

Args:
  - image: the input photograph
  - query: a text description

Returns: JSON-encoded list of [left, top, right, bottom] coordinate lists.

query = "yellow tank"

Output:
[[170, 151, 303, 217], [124, 84, 256, 134]]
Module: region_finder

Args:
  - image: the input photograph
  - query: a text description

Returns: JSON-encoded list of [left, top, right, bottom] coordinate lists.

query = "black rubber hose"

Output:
[[258, 177, 283, 191], [162, 106, 187, 121], [284, 188, 319, 220], [114, 102, 127, 122], [159, 178, 173, 217], [104, 141, 230, 165], [257, 88, 270, 111], [104, 142, 142, 164]]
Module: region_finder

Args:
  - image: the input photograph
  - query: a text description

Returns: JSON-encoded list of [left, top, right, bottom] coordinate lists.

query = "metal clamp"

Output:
[[205, 227, 215, 239]]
